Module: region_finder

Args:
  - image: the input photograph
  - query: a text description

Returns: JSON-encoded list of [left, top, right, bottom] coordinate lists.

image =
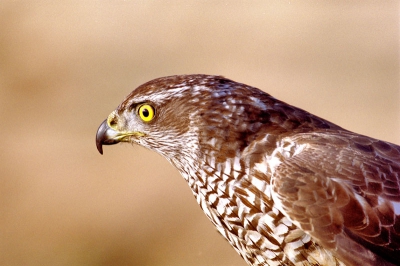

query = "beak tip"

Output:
[[97, 143, 104, 155], [96, 119, 108, 155]]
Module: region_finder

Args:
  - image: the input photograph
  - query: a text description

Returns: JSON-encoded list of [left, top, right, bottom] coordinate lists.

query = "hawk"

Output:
[[96, 75, 400, 266]]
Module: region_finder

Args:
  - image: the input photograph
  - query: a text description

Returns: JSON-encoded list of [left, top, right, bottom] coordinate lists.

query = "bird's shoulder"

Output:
[[250, 129, 400, 265]]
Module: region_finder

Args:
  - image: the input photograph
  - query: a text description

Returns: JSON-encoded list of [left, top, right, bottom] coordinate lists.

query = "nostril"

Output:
[[109, 119, 117, 127], [107, 112, 118, 129]]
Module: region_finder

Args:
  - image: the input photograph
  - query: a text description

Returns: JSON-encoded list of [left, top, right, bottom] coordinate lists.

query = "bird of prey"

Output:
[[96, 75, 400, 266]]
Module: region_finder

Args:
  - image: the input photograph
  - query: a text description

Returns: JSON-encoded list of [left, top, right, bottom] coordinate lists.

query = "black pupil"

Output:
[[142, 108, 149, 117]]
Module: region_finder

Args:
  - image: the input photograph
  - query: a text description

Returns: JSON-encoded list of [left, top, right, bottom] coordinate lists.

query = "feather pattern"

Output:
[[96, 74, 400, 265]]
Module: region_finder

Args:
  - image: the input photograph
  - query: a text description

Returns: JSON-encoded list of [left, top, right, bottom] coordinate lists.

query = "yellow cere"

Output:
[[107, 111, 118, 129], [138, 104, 155, 122]]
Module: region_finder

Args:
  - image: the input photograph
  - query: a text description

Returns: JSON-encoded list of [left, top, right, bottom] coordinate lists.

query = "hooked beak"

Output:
[[95, 119, 122, 154], [96, 117, 146, 154]]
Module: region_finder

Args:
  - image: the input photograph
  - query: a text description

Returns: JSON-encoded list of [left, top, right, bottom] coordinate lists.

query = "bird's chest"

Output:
[[176, 155, 295, 265]]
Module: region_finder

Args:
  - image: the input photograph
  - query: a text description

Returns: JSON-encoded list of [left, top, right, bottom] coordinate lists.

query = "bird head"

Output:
[[96, 75, 208, 159]]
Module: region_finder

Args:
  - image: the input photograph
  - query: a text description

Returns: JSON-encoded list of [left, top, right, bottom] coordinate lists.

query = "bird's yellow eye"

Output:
[[137, 104, 155, 122]]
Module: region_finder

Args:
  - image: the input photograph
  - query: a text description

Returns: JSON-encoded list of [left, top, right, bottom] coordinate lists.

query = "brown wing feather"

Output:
[[271, 130, 400, 265]]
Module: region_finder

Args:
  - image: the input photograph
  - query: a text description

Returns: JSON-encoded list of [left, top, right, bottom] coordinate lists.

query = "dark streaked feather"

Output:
[[271, 130, 400, 265]]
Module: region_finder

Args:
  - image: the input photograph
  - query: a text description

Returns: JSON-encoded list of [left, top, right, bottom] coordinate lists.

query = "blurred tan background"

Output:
[[0, 1, 398, 266]]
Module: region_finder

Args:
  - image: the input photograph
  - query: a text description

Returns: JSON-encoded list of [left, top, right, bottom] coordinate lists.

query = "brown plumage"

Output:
[[96, 75, 400, 266]]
